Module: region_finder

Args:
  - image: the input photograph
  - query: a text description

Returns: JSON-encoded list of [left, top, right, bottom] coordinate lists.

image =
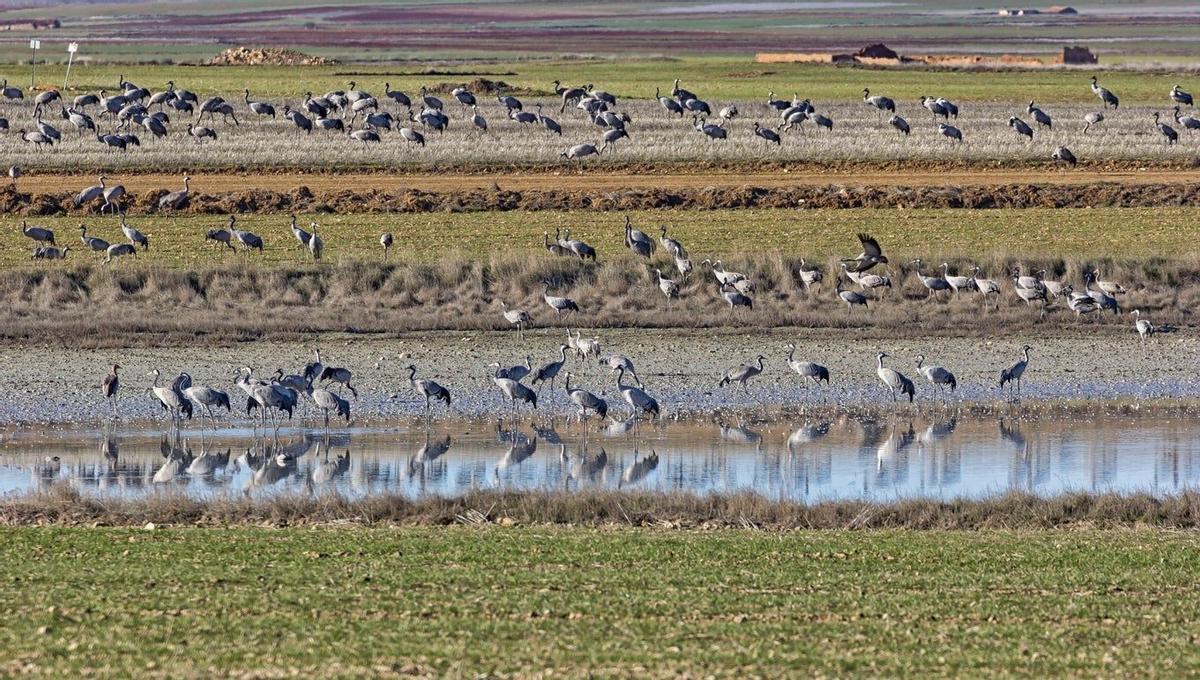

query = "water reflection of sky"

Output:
[[2, 415, 1199, 503]]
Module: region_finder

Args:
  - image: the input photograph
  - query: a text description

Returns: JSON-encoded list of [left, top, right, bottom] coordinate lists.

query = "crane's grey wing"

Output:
[[857, 233, 883, 258]]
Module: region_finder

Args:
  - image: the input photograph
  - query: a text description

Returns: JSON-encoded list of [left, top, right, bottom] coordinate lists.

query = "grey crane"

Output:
[[766, 91, 790, 111], [915, 354, 957, 401], [719, 355, 766, 392], [33, 111, 61, 142], [554, 80, 587, 112], [102, 363, 121, 417], [7, 164, 18, 188], [675, 255, 693, 279], [499, 301, 532, 338], [624, 215, 655, 258], [656, 87, 684, 116], [921, 96, 949, 120], [74, 173, 107, 206], [406, 364, 451, 413], [105, 242, 137, 263], [1084, 272, 1121, 312], [308, 221, 324, 260], [206, 225, 236, 251], [941, 263, 973, 294], [34, 89, 60, 107], [147, 84, 175, 109], [542, 280, 580, 319], [380, 232, 394, 260], [693, 116, 727, 140], [684, 98, 712, 116], [158, 175, 190, 210], [383, 83, 411, 108], [999, 345, 1032, 394], [119, 213, 149, 250], [470, 105, 487, 133], [564, 373, 607, 422], [21, 220, 55, 246], [1008, 116, 1034, 140], [95, 130, 126, 150], [544, 231, 570, 257], [720, 283, 753, 310], [350, 128, 380, 147], [937, 123, 962, 143], [491, 356, 532, 382], [1082, 111, 1104, 134], [719, 104, 739, 122], [79, 224, 109, 254], [283, 106, 312, 134], [308, 384, 350, 428], [862, 88, 895, 114], [535, 105, 562, 135], [970, 266, 1001, 304], [1171, 84, 1193, 107], [315, 116, 344, 132], [74, 92, 100, 109], [1131, 310, 1155, 343], [888, 114, 910, 135], [139, 114, 167, 139], [661, 228, 690, 260], [1035, 270, 1073, 298], [842, 233, 888, 273], [227, 216, 263, 252], [316, 358, 355, 397], [875, 352, 915, 403], [560, 141, 602, 167], [1154, 112, 1178, 144], [148, 368, 188, 423], [1173, 106, 1200, 131], [936, 97, 959, 118], [1052, 146, 1077, 167], [798, 259, 823, 292], [835, 275, 868, 312], [62, 106, 95, 135], [785, 344, 829, 388], [182, 382, 232, 427], [912, 259, 951, 297], [654, 268, 679, 302], [811, 113, 833, 132], [753, 122, 781, 145], [497, 92, 522, 112], [532, 345, 570, 391], [399, 126, 426, 147], [1026, 101, 1051, 129], [20, 128, 53, 148], [1091, 76, 1119, 109], [31, 245, 69, 260], [614, 366, 659, 420], [493, 374, 537, 415], [558, 228, 596, 260], [186, 123, 217, 143]]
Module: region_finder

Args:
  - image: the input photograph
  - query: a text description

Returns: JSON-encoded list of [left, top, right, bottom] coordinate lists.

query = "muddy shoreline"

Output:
[[0, 328, 1194, 426]]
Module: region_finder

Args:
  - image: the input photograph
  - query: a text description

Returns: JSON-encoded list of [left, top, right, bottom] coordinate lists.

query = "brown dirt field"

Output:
[[15, 167, 1200, 195], [5, 179, 1200, 217]]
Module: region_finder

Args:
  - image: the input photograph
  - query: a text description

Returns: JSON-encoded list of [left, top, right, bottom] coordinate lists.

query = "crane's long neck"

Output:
[[876, 355, 885, 370], [1023, 348, 1031, 362], [787, 345, 795, 362], [559, 346, 567, 362], [615, 367, 626, 389], [407, 366, 417, 382]]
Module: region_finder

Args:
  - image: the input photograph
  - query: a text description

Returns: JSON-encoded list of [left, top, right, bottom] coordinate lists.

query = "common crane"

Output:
[[1091, 76, 1119, 109], [912, 260, 951, 297], [654, 269, 679, 302], [21, 220, 55, 246], [921, 96, 949, 120], [159, 175, 190, 210], [999, 345, 1032, 395], [1052, 146, 1077, 167], [719, 355, 766, 392], [842, 233, 888, 273], [105, 243, 137, 263], [1131, 310, 1155, 343], [102, 363, 121, 417], [380, 232, 394, 260], [227, 215, 263, 251], [624, 215, 655, 258], [559, 229, 596, 260], [560, 142, 603, 167], [693, 116, 726, 140], [406, 364, 451, 412], [941, 263, 973, 294], [542, 281, 580, 319], [1173, 106, 1200, 132], [875, 353, 915, 403], [1082, 112, 1104, 134], [785, 344, 829, 388], [490, 357, 531, 383], [835, 276, 868, 313], [186, 123, 217, 143], [753, 122, 781, 145], [1008, 116, 1033, 140], [656, 87, 684, 117], [1171, 84, 1193, 107], [915, 354, 957, 401], [862, 88, 895, 114], [888, 115, 910, 135], [937, 123, 962, 143], [493, 374, 537, 414], [564, 373, 607, 422], [531, 345, 570, 391], [119, 214, 150, 250], [499, 301, 532, 337], [766, 91, 790, 111], [1154, 112, 1178, 144], [79, 224, 109, 254], [720, 283, 753, 310], [614, 366, 659, 420]]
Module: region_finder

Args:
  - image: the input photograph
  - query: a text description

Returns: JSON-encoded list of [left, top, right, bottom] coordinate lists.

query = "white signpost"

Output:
[[29, 39, 40, 89], [64, 42, 79, 90]]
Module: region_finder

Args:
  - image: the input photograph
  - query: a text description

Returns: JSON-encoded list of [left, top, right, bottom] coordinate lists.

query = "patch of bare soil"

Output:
[[3, 181, 1199, 217]]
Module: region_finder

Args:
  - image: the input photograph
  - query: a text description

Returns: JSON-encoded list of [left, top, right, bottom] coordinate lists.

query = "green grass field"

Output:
[[5, 58, 1196, 105], [14, 207, 1200, 270], [3, 526, 1199, 676]]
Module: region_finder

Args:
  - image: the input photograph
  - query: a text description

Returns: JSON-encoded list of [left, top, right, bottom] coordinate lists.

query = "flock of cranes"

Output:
[[1, 74, 1196, 166]]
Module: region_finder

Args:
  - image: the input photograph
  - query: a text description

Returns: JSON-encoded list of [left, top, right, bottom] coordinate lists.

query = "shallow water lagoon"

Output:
[[2, 413, 1198, 503]]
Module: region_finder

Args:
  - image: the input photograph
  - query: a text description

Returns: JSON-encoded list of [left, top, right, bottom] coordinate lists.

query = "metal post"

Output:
[[64, 42, 78, 91], [29, 39, 40, 90]]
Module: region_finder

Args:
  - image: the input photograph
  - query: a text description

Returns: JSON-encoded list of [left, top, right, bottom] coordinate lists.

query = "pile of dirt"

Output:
[[427, 78, 513, 95], [2, 182, 1200, 217], [207, 47, 335, 66]]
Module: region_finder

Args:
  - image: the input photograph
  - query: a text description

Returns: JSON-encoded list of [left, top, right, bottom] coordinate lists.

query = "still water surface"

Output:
[[2, 415, 1198, 502]]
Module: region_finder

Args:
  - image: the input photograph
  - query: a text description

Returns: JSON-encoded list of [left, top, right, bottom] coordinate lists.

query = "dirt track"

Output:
[[15, 167, 1200, 195]]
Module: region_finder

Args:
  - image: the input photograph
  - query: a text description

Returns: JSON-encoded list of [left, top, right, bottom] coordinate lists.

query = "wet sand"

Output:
[[1, 327, 1195, 426]]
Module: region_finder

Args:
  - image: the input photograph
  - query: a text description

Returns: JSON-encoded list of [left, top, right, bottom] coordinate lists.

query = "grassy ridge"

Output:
[[11, 207, 1200, 270], [3, 526, 1199, 676], [8, 58, 1196, 104]]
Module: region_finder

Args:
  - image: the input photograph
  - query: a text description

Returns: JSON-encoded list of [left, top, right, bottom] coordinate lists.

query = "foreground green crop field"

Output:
[[10, 207, 1199, 270], [4, 58, 1193, 104], [3, 527, 1199, 676]]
